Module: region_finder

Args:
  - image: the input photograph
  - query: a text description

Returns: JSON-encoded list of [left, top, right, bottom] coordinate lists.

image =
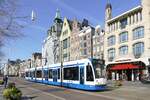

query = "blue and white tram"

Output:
[[25, 58, 107, 91]]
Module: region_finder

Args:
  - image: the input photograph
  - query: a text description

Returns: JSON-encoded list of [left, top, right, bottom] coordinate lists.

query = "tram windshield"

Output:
[[92, 59, 105, 78]]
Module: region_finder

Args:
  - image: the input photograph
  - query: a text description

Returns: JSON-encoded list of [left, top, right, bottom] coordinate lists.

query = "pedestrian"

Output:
[[3, 75, 8, 88]]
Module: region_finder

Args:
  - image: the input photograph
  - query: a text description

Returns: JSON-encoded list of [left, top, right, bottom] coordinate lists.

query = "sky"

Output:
[[2, 0, 140, 62]]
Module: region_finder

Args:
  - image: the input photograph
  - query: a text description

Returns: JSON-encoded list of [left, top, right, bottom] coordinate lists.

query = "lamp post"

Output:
[[12, 10, 36, 21], [7, 59, 10, 76], [41, 57, 47, 82], [100, 30, 105, 77], [148, 58, 150, 77], [60, 41, 63, 87]]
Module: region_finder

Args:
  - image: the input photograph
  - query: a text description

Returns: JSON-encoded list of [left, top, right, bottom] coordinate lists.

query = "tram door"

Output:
[[53, 69, 58, 82], [44, 69, 48, 83], [80, 67, 84, 84]]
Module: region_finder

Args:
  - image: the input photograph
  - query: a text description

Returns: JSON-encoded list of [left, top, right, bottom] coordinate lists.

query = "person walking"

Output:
[[3, 75, 8, 88]]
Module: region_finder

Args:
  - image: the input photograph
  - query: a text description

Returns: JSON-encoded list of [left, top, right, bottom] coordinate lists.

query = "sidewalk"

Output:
[[107, 80, 150, 87], [0, 85, 4, 100]]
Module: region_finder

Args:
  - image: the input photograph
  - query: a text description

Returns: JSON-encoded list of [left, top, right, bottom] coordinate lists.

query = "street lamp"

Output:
[[13, 10, 36, 21]]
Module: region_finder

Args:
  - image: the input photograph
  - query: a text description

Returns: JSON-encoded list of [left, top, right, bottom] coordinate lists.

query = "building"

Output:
[[31, 53, 42, 68], [70, 19, 104, 61], [3, 59, 22, 76], [60, 17, 73, 62], [104, 0, 150, 81], [93, 25, 105, 59], [19, 59, 31, 77], [78, 20, 95, 59], [42, 37, 54, 66], [42, 9, 63, 65], [70, 19, 82, 61]]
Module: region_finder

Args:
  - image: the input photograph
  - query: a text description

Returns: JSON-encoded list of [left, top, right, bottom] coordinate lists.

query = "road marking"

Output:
[[23, 85, 66, 100]]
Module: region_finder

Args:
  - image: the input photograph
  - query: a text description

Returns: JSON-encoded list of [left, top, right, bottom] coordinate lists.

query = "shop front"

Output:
[[107, 61, 146, 81]]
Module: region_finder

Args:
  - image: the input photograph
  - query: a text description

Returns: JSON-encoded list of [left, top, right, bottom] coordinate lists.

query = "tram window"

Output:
[[26, 72, 29, 77], [33, 71, 35, 77], [64, 67, 79, 80], [58, 69, 60, 79], [44, 70, 48, 78], [36, 70, 42, 78], [48, 69, 52, 78], [86, 64, 94, 81], [31, 71, 35, 77], [29, 72, 32, 77]]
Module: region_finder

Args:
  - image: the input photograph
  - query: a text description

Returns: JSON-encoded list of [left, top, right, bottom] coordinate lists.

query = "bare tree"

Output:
[[0, 0, 23, 57]]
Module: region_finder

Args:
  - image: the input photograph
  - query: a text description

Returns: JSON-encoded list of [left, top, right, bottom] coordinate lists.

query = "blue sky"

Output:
[[2, 0, 140, 61]]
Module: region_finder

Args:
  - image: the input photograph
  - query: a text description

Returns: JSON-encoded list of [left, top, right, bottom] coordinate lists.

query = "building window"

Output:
[[119, 46, 128, 55], [133, 26, 144, 40], [120, 18, 127, 29], [83, 49, 87, 55], [80, 42, 83, 48], [93, 47, 96, 53], [140, 11, 142, 21], [84, 35, 86, 40], [116, 22, 118, 29], [63, 30, 68, 36], [63, 53, 67, 58], [64, 22, 66, 26], [119, 32, 128, 43], [63, 39, 67, 49], [93, 40, 95, 45], [136, 13, 138, 22], [108, 36, 116, 46], [108, 48, 115, 61], [97, 47, 100, 52], [84, 42, 87, 47], [133, 42, 144, 58]]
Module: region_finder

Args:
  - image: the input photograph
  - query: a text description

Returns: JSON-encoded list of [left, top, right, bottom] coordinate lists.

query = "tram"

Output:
[[25, 58, 107, 91]]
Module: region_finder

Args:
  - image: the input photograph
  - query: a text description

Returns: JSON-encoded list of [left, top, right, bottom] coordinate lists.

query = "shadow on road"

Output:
[[43, 88, 66, 93], [22, 96, 38, 100]]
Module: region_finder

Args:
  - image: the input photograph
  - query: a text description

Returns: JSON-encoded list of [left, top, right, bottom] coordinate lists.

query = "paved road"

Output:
[[1, 77, 150, 100]]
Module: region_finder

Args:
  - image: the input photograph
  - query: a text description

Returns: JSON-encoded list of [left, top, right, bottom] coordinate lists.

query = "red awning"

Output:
[[110, 64, 139, 70]]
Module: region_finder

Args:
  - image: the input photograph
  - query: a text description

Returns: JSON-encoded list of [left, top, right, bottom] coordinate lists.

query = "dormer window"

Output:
[[120, 18, 127, 29]]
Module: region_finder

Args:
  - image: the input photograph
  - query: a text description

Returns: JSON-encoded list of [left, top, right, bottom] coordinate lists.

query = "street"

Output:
[[0, 77, 150, 100]]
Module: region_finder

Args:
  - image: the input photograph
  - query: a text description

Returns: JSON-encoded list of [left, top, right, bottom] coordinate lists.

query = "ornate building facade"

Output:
[[104, 0, 150, 81], [42, 9, 63, 65]]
